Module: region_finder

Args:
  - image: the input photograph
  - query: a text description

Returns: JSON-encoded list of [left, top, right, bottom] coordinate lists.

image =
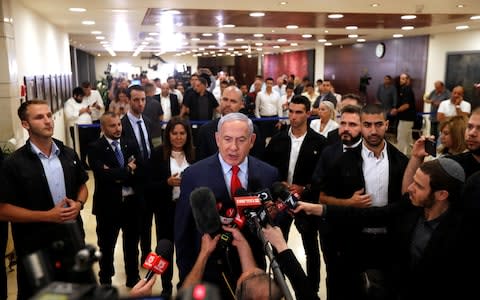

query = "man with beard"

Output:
[[317, 104, 408, 300]]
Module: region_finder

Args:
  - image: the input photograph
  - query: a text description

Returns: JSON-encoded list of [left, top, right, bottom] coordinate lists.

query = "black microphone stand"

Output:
[[248, 212, 294, 300]]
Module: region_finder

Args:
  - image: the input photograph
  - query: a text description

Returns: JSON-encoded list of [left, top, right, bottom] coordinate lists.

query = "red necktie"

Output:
[[230, 165, 242, 198]]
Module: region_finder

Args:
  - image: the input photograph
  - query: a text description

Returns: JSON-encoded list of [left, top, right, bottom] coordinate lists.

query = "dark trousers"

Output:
[[0, 222, 7, 300], [96, 195, 141, 284], [70, 125, 101, 168]]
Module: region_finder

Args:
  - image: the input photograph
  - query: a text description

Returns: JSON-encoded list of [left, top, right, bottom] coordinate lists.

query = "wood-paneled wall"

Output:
[[324, 35, 429, 110]]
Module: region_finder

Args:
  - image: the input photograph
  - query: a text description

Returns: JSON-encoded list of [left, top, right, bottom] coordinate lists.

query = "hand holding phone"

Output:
[[424, 139, 437, 157]]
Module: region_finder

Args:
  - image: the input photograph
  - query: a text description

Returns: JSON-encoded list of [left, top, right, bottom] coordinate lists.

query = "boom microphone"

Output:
[[190, 187, 222, 236], [143, 239, 173, 281]]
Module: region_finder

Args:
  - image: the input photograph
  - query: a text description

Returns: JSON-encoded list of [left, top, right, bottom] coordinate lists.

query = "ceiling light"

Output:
[[100, 41, 109, 44], [223, 24, 235, 28], [328, 14, 344, 19], [301, 34, 312, 38], [257, 47, 263, 51], [286, 25, 298, 29], [290, 43, 298, 46], [317, 38, 327, 43], [161, 10, 181, 15], [219, 49, 225, 52], [145, 37, 154, 41], [393, 33, 404, 38], [191, 37, 200, 41], [96, 36, 105, 40], [371, 3, 380, 7], [273, 45, 280, 48], [91, 31, 102, 35], [218, 42, 226, 46], [324, 42, 333, 46], [208, 45, 215, 48], [357, 38, 366, 42], [202, 33, 213, 36], [69, 7, 86, 12], [176, 22, 183, 27], [112, 9, 129, 13], [255, 42, 263, 46], [81, 20, 95, 25], [345, 26, 358, 30], [97, 54, 101, 56], [148, 32, 159, 36], [324, 30, 329, 33], [199, 47, 205, 50], [277, 38, 287, 42], [470, 15, 480, 20], [401, 15, 417, 20], [401, 26, 415, 30], [249, 12, 265, 17], [348, 34, 358, 38], [228, 47, 234, 51], [235, 38, 245, 41], [280, 1, 288, 5], [456, 25, 470, 30], [141, 41, 149, 45], [254, 33, 264, 37], [456, 4, 464, 8]]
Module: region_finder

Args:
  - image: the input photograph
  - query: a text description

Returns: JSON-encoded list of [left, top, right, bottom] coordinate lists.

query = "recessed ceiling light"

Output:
[[393, 33, 404, 38], [255, 42, 263, 46], [219, 49, 225, 52], [176, 22, 183, 27], [290, 43, 298, 46], [286, 25, 298, 29], [161, 10, 181, 15], [91, 31, 102, 35], [145, 37, 153, 41], [223, 24, 236, 28], [371, 3, 380, 7], [401, 26, 415, 30], [141, 41, 149, 45], [228, 47, 234, 51], [241, 45, 248, 49], [277, 38, 287, 42], [218, 42, 227, 46], [318, 38, 327, 43], [208, 45, 215, 48], [112, 9, 128, 13], [257, 47, 263, 51], [345, 26, 358, 30], [202, 33, 213, 37], [97, 54, 101, 56], [100, 41, 109, 44], [280, 1, 288, 5], [470, 15, 480, 20], [401, 15, 417, 20], [81, 20, 95, 25], [199, 47, 205, 51], [273, 45, 280, 48], [357, 38, 366, 42], [191, 37, 200, 41], [254, 33, 264, 37], [348, 34, 358, 38], [69, 7, 86, 12], [328, 14, 344, 19], [149, 32, 159, 36], [95, 36, 105, 40], [324, 30, 329, 33], [235, 38, 245, 41], [249, 12, 265, 17], [456, 4, 465, 8], [456, 25, 470, 30], [324, 42, 333, 46], [302, 34, 312, 38]]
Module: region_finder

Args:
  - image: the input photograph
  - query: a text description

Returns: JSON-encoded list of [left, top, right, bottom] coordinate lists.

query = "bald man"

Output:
[[437, 85, 471, 123]]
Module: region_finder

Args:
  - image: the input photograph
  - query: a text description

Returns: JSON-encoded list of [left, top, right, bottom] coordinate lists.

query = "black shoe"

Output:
[[126, 276, 140, 288], [99, 278, 112, 285], [160, 287, 172, 299]]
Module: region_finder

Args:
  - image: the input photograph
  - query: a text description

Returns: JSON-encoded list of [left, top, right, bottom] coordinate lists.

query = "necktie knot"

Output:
[[232, 165, 240, 176], [112, 140, 124, 167], [111, 140, 118, 147]]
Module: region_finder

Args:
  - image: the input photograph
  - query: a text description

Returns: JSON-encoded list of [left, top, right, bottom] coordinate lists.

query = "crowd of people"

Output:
[[1, 68, 480, 300]]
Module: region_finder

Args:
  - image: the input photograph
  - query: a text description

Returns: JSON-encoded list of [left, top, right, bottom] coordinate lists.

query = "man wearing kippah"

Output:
[[294, 157, 477, 299]]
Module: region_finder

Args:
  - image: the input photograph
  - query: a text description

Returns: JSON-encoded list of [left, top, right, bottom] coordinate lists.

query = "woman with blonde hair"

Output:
[[438, 115, 468, 156], [309, 100, 338, 137]]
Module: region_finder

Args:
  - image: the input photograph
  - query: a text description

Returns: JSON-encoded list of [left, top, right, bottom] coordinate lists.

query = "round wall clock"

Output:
[[375, 42, 386, 58]]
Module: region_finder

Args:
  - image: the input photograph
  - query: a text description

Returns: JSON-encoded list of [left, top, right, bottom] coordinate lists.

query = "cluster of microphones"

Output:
[[190, 182, 306, 246]]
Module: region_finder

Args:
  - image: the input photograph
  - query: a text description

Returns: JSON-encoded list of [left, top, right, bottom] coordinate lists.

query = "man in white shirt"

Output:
[[64, 86, 92, 168], [167, 76, 183, 104], [255, 77, 283, 140], [82, 81, 105, 123], [437, 85, 471, 122], [272, 76, 286, 97]]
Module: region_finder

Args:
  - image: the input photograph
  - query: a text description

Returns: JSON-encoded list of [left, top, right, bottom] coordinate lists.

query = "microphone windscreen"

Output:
[[155, 239, 174, 262], [234, 187, 250, 197], [190, 187, 222, 235], [270, 182, 290, 200]]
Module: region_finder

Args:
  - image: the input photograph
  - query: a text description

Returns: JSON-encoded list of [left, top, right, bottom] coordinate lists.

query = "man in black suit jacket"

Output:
[[174, 113, 278, 299], [120, 85, 156, 275], [88, 112, 140, 287], [263, 95, 327, 294], [196, 86, 265, 160]]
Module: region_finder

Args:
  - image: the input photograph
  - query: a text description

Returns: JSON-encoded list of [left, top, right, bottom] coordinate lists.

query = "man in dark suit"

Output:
[[120, 85, 155, 275], [88, 112, 140, 287], [196, 85, 265, 160], [263, 95, 327, 294], [174, 112, 278, 299]]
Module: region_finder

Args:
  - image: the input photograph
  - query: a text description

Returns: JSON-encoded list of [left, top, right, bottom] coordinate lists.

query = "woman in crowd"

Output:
[[148, 116, 195, 297], [437, 115, 468, 156], [309, 100, 339, 137], [108, 88, 129, 118]]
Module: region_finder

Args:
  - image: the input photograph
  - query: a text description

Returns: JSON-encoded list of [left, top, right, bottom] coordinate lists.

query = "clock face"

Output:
[[376, 43, 385, 58]]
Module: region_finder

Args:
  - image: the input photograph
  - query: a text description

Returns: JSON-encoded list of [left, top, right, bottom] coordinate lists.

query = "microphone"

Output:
[[234, 188, 272, 227], [190, 187, 222, 236], [143, 239, 173, 281], [271, 182, 309, 232]]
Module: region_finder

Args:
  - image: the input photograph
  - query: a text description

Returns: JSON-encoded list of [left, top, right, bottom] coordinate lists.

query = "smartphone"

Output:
[[424, 139, 437, 157], [128, 155, 135, 163]]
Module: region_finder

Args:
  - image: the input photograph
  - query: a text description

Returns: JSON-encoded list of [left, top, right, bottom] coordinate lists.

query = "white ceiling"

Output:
[[17, 0, 480, 57]]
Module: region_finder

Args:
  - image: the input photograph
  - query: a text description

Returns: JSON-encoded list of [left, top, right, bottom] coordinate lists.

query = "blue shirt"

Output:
[[30, 142, 66, 205], [127, 111, 151, 158]]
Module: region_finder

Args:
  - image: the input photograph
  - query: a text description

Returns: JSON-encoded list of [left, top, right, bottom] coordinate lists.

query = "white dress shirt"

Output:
[[287, 128, 307, 184], [255, 91, 282, 118], [361, 143, 389, 207]]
